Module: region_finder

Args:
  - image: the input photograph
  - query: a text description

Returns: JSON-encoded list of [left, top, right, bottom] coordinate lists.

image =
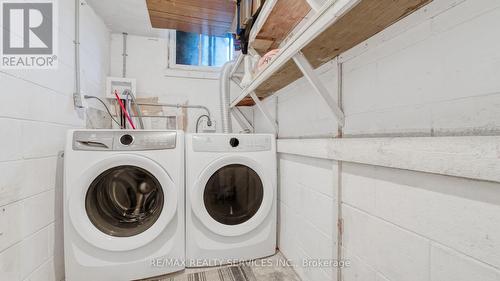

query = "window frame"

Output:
[[167, 30, 233, 73]]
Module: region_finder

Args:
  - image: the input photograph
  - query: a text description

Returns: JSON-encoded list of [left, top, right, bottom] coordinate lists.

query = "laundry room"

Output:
[[1, 0, 500, 281]]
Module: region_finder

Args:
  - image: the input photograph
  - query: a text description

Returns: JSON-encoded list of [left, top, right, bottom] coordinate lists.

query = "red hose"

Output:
[[114, 90, 136, 129]]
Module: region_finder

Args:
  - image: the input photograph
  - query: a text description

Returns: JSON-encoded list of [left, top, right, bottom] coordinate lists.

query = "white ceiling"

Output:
[[85, 0, 168, 37]]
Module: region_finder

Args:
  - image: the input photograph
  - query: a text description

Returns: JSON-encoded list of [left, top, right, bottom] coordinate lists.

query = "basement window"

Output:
[[169, 30, 234, 71]]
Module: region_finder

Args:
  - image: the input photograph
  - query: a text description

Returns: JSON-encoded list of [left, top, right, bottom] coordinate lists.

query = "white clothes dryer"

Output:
[[185, 134, 277, 267]]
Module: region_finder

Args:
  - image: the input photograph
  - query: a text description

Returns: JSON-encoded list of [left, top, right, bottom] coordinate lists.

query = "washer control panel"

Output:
[[73, 131, 177, 151], [193, 134, 272, 152]]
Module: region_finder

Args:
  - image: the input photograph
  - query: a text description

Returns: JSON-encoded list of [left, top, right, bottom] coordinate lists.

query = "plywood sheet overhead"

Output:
[[146, 0, 235, 36]]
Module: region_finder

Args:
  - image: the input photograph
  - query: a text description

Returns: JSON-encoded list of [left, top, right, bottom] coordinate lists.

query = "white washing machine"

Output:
[[185, 134, 277, 267], [64, 130, 185, 281]]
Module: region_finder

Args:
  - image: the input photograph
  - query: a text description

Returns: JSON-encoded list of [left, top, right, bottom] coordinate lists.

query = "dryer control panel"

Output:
[[192, 134, 272, 152], [73, 131, 177, 151]]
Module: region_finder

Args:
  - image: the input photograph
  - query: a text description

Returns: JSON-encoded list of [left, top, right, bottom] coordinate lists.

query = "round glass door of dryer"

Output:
[[203, 164, 264, 225], [85, 165, 164, 237]]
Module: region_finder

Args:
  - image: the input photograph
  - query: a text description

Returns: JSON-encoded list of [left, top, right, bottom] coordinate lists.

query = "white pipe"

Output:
[[122, 33, 128, 78], [136, 102, 212, 126], [220, 61, 234, 133], [124, 90, 145, 129], [73, 0, 83, 108]]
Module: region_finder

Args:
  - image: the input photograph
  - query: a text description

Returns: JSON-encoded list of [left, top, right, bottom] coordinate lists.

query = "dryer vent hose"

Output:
[[220, 61, 234, 134]]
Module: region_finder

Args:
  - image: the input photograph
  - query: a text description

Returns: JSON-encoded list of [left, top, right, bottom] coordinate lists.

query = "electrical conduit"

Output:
[[73, 0, 83, 108]]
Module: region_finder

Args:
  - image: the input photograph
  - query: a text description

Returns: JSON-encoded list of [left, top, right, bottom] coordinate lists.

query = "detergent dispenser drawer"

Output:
[[73, 131, 114, 151]]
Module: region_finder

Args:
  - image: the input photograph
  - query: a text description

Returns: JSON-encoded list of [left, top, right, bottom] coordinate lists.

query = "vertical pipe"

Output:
[[122, 33, 128, 129], [122, 32, 128, 78], [73, 0, 83, 108], [336, 58, 344, 281]]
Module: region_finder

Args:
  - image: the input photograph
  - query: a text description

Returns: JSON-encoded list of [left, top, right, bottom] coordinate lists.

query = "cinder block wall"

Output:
[[0, 1, 110, 280], [253, 0, 500, 280], [341, 163, 500, 281], [278, 154, 339, 281]]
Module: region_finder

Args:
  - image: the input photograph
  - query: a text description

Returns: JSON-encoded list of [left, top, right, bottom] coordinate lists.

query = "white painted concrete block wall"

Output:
[[342, 163, 500, 281], [0, 1, 110, 280], [341, 0, 500, 137], [278, 154, 338, 281], [253, 0, 500, 280]]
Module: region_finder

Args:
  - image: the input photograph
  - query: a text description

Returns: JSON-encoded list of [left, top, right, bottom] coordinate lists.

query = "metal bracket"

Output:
[[231, 107, 254, 132], [293, 51, 345, 127], [249, 92, 278, 133]]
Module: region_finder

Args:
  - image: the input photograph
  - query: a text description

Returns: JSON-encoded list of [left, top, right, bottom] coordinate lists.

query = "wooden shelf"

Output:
[[231, 0, 432, 107], [236, 96, 261, 106], [249, 0, 312, 55]]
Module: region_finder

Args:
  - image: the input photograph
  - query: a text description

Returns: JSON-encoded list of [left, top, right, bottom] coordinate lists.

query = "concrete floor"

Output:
[[145, 252, 302, 281]]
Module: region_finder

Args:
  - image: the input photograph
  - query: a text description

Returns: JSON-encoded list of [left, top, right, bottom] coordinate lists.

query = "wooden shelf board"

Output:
[[231, 0, 432, 106], [250, 0, 312, 55], [255, 60, 303, 97], [236, 96, 261, 106]]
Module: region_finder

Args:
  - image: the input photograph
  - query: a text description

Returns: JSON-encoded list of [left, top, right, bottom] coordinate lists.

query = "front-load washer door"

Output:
[[191, 156, 274, 237], [85, 165, 163, 237], [69, 154, 178, 251]]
